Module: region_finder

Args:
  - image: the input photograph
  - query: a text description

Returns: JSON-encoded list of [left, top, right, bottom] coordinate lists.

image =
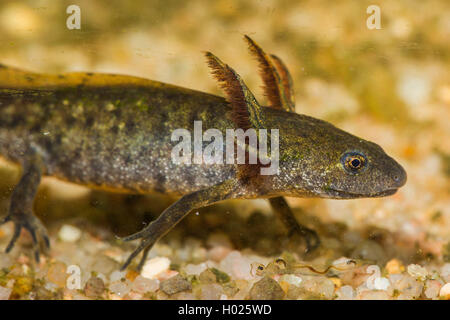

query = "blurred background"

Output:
[[0, 0, 449, 299]]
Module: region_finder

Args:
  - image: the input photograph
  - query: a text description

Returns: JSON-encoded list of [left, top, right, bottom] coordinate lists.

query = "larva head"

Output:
[[273, 110, 407, 199]]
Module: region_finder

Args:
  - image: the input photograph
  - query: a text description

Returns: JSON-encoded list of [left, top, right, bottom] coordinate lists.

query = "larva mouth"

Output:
[[324, 188, 398, 199]]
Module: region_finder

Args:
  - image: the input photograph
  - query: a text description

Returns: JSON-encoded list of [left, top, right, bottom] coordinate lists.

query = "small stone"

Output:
[[192, 247, 207, 261], [158, 270, 179, 281], [373, 277, 390, 291], [109, 280, 131, 297], [279, 274, 303, 287], [248, 277, 285, 300], [44, 282, 58, 292], [73, 293, 90, 300], [185, 263, 207, 276], [47, 262, 68, 288], [173, 292, 197, 300], [141, 257, 171, 279], [131, 275, 159, 293], [440, 283, 450, 299], [0, 286, 12, 300], [359, 290, 390, 300], [424, 280, 441, 299], [127, 291, 143, 300], [199, 269, 218, 284], [207, 246, 232, 262], [220, 251, 252, 280], [84, 277, 105, 298], [109, 270, 126, 282], [58, 224, 82, 242], [160, 274, 192, 295], [233, 280, 251, 299], [407, 264, 428, 280], [336, 285, 355, 300], [440, 264, 450, 282], [391, 275, 423, 299], [222, 282, 239, 298], [385, 259, 404, 274], [365, 265, 390, 291], [301, 277, 335, 299], [200, 283, 223, 300]]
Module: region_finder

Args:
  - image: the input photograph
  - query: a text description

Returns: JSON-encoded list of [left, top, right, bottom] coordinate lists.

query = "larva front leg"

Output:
[[120, 179, 238, 271], [268, 196, 320, 253]]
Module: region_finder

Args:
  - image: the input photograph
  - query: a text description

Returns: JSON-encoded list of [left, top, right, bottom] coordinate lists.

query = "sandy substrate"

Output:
[[0, 0, 449, 300]]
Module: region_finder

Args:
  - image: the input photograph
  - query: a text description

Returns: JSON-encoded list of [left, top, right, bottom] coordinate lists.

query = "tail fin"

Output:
[[0, 63, 168, 89], [0, 64, 42, 89]]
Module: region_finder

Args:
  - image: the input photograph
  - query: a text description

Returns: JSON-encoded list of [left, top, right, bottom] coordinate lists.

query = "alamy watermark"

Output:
[[170, 121, 279, 175], [366, 5, 381, 30], [66, 4, 81, 30]]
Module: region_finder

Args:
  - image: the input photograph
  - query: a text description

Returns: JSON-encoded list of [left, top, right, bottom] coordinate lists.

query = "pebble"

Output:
[[127, 291, 143, 300], [200, 283, 223, 300], [249, 277, 285, 300], [440, 264, 450, 282], [440, 283, 450, 299], [424, 280, 441, 299], [173, 292, 197, 300], [407, 264, 429, 280], [73, 293, 90, 300], [199, 269, 218, 283], [279, 274, 303, 287], [58, 225, 82, 243], [359, 290, 391, 300], [191, 247, 207, 261], [47, 262, 68, 288], [385, 259, 404, 274], [131, 276, 159, 293], [109, 270, 126, 282], [84, 277, 105, 298], [233, 280, 252, 300], [141, 256, 171, 279], [185, 263, 208, 276], [336, 285, 355, 300], [208, 246, 232, 262], [160, 274, 192, 295], [220, 251, 252, 280], [373, 277, 390, 291], [109, 280, 131, 297], [301, 277, 335, 299], [391, 275, 423, 298], [0, 286, 12, 300], [365, 265, 390, 291]]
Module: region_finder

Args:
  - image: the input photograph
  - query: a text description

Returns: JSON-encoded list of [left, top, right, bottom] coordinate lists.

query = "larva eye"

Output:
[[341, 152, 367, 173]]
